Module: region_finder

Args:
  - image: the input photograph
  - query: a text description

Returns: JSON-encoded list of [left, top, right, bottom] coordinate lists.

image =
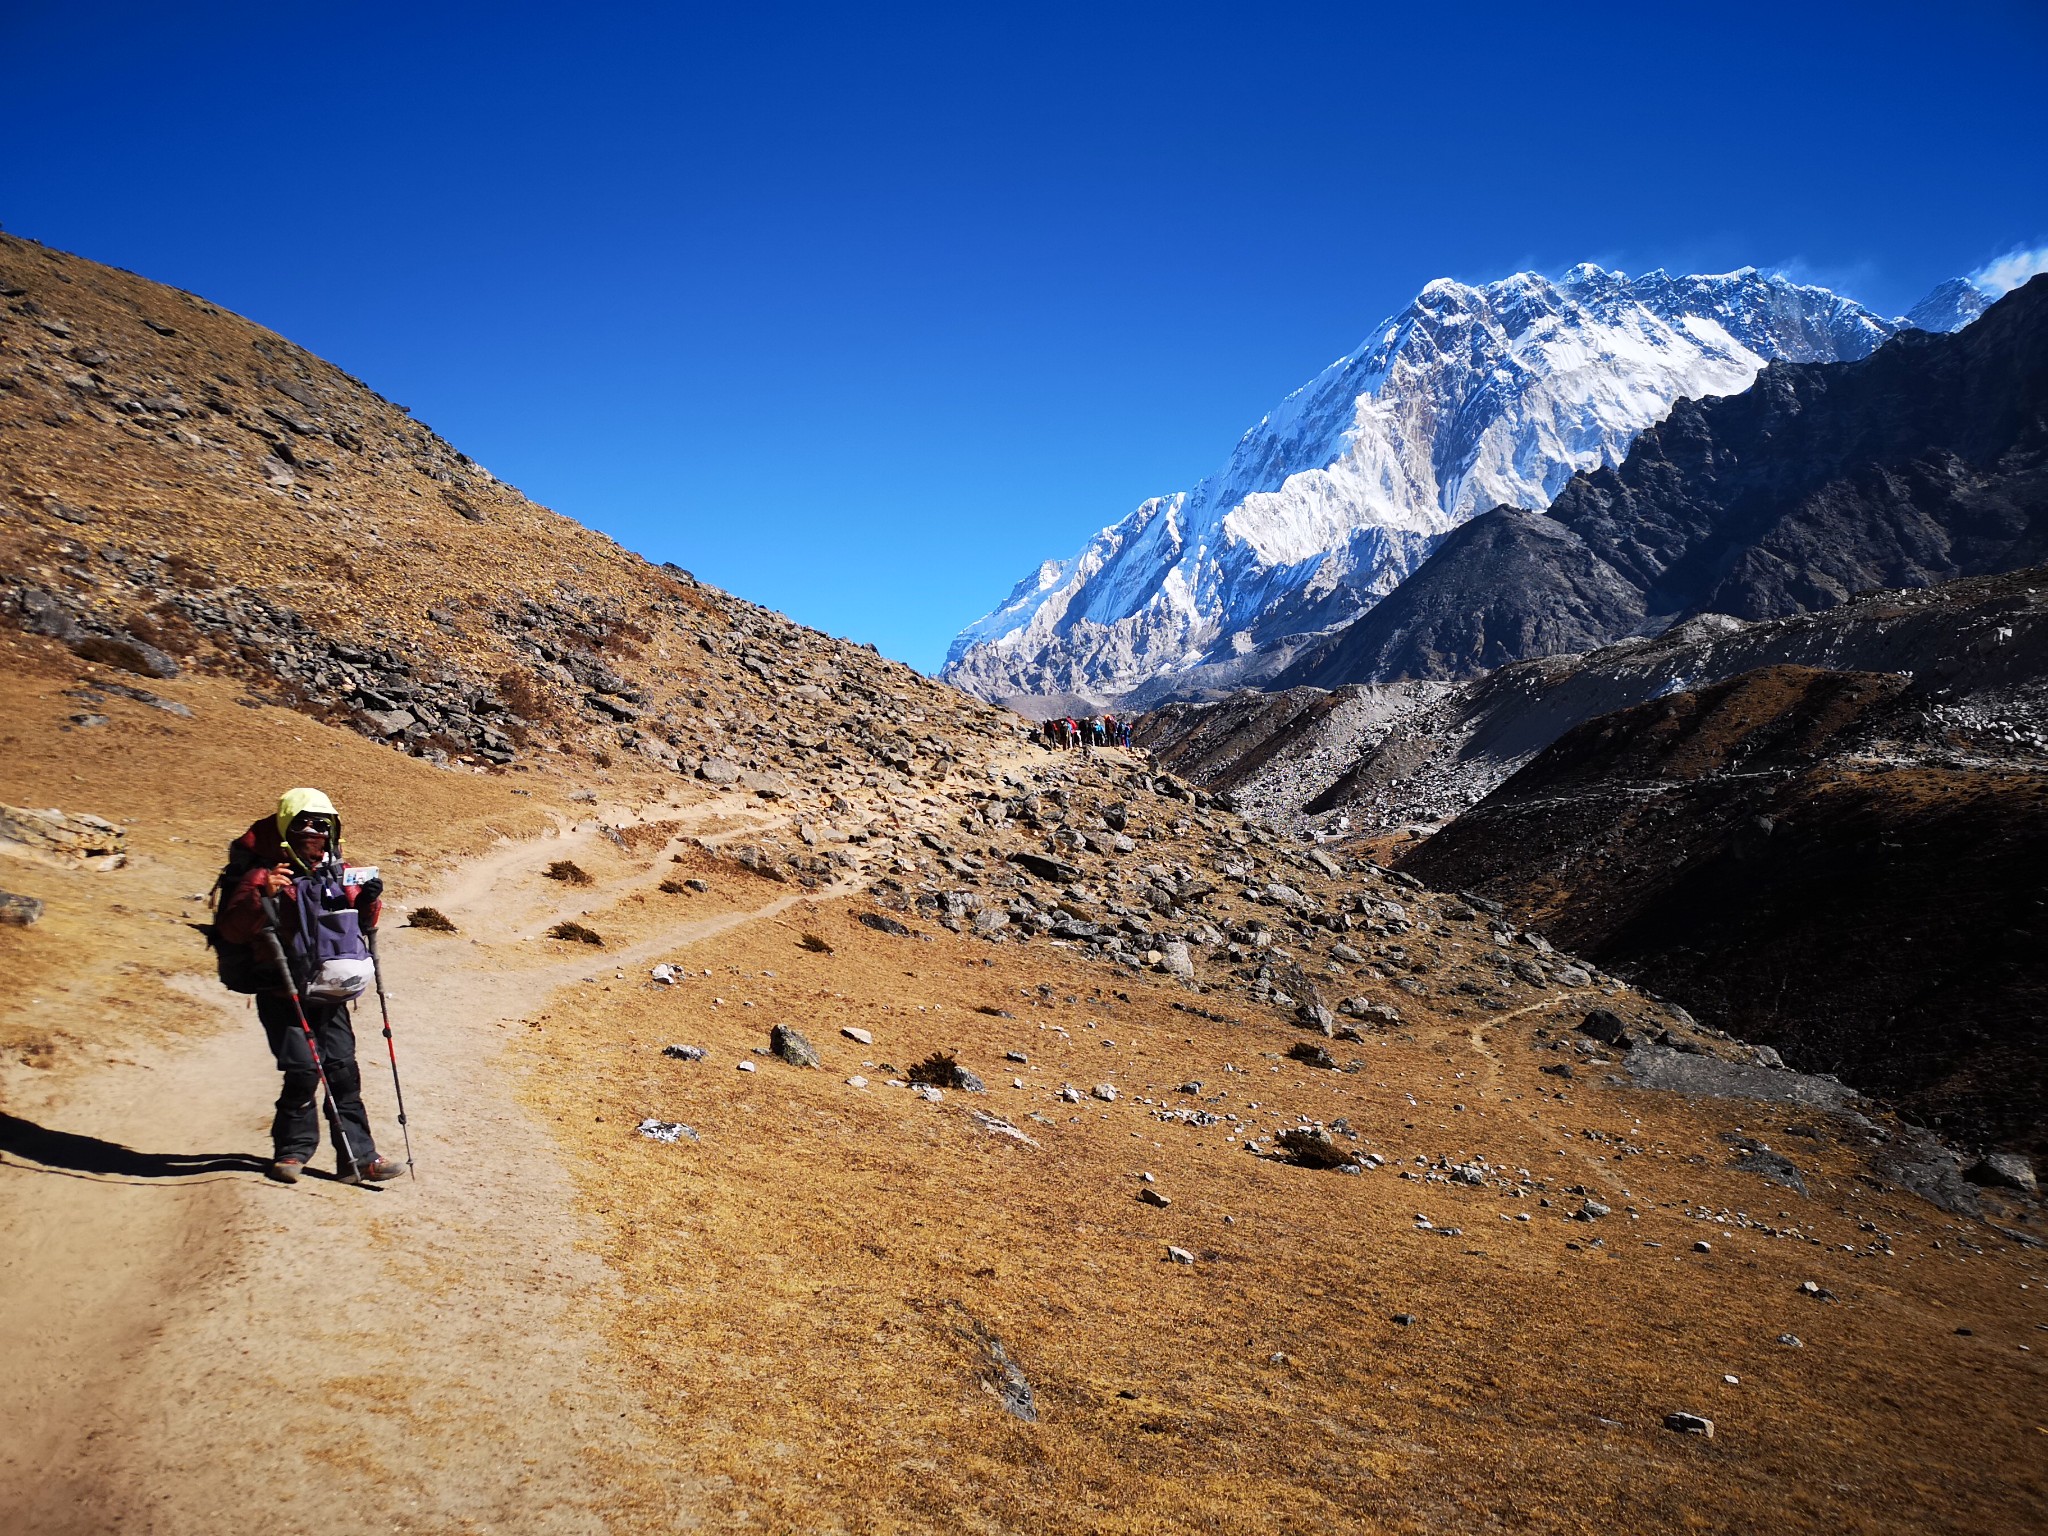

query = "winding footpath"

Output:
[[1, 806, 815, 1534]]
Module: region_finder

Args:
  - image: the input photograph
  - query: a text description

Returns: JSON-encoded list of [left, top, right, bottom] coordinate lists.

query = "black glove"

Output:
[[354, 877, 384, 919]]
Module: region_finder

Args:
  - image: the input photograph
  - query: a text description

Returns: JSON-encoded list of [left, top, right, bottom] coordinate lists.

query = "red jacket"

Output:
[[217, 816, 381, 945]]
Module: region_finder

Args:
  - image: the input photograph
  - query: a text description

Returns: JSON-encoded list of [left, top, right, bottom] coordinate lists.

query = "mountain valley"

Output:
[[1, 235, 2044, 1535]]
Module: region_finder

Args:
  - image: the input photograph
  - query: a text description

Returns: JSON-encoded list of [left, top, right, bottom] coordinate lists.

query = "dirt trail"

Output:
[[0, 804, 809, 1535]]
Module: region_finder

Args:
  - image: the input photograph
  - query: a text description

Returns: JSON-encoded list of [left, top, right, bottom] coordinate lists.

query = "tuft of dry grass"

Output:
[[405, 906, 457, 933], [905, 1049, 965, 1087], [495, 668, 554, 722], [543, 860, 593, 886], [798, 933, 833, 954], [545, 920, 603, 946]]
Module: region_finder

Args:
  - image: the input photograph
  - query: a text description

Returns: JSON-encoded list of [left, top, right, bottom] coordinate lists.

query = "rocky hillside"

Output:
[[1135, 565, 2048, 842], [0, 232, 1023, 805], [1395, 662, 2048, 1160], [1284, 275, 2048, 689], [1131, 679, 1451, 826], [1129, 565, 2048, 1159]]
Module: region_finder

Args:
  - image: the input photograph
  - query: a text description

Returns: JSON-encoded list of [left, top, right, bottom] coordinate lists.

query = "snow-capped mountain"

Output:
[[942, 264, 1948, 709], [1905, 277, 1994, 334]]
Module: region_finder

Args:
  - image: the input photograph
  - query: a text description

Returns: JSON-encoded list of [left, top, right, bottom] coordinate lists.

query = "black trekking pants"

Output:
[[256, 993, 379, 1168]]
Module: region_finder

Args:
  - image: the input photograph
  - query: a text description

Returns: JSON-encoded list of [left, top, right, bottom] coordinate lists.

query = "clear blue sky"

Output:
[[5, 1, 2044, 671]]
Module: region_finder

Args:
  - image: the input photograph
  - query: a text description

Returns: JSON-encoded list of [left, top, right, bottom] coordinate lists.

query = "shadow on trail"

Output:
[[0, 1111, 268, 1181]]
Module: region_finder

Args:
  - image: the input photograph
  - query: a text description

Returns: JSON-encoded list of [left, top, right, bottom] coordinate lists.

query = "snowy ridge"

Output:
[[943, 264, 1976, 709]]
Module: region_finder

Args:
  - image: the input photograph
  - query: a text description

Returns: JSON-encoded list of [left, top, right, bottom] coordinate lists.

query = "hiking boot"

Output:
[[268, 1157, 305, 1184], [338, 1156, 405, 1185]]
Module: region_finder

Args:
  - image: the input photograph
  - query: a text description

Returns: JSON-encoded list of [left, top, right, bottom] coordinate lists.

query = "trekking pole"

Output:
[[256, 921, 363, 1178], [364, 927, 416, 1180]]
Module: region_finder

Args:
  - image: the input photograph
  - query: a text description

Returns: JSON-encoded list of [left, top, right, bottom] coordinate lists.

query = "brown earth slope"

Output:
[[2, 237, 2045, 1534], [1399, 665, 2048, 1160]]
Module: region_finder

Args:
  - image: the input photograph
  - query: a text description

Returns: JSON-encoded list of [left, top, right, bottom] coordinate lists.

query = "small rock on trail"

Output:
[[635, 1119, 698, 1144], [0, 890, 45, 927]]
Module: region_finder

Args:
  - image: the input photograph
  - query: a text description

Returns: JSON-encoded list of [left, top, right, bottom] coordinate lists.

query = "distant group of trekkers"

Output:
[[1041, 714, 1132, 753]]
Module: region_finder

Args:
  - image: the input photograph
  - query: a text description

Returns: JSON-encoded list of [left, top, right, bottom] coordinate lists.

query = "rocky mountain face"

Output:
[[945, 265, 1934, 711], [1137, 565, 2048, 840], [1395, 660, 2048, 1158], [1284, 275, 2048, 690]]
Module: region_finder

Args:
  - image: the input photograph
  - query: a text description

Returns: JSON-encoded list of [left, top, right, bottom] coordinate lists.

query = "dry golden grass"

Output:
[[525, 899, 2048, 1534]]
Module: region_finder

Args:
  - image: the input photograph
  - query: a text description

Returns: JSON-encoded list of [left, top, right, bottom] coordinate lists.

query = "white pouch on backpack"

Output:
[[304, 951, 377, 1001], [292, 872, 378, 1001]]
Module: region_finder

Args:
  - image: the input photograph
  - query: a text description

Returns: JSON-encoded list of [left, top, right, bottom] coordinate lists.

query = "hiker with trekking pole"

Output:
[[213, 788, 412, 1185]]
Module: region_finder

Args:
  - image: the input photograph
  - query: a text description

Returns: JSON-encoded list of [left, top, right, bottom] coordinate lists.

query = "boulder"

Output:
[[1277, 1127, 1356, 1169], [770, 1024, 821, 1068], [0, 804, 126, 869], [1008, 851, 1082, 884], [1577, 1009, 1632, 1048], [1966, 1153, 2039, 1196], [909, 1051, 985, 1092], [1733, 1148, 1810, 1197], [71, 632, 180, 678], [1339, 999, 1403, 1029]]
